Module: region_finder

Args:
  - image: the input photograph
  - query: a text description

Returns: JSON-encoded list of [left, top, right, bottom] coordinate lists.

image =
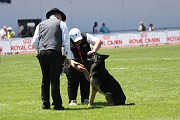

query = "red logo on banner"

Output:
[[11, 45, 34, 51], [129, 39, 143, 44], [168, 36, 180, 42], [103, 35, 110, 40], [141, 32, 148, 38], [23, 39, 32, 44]]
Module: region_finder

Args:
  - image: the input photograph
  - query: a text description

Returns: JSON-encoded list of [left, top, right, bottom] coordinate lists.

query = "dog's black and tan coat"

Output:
[[88, 53, 126, 106]]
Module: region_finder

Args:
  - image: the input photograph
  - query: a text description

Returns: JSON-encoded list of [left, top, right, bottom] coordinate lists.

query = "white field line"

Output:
[[109, 68, 168, 70], [107, 58, 180, 61], [109, 68, 127, 70], [143, 68, 168, 70], [0, 60, 37, 64], [107, 58, 174, 70]]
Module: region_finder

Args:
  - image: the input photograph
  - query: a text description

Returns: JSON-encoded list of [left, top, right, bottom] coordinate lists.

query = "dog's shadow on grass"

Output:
[[92, 102, 109, 106], [91, 102, 135, 107], [67, 102, 135, 111], [124, 103, 135, 106]]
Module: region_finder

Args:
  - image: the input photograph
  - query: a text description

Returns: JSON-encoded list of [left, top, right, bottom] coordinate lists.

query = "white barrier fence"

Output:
[[0, 30, 180, 53]]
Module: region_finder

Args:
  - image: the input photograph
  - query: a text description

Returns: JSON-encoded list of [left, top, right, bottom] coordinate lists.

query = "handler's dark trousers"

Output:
[[38, 49, 63, 108], [67, 73, 90, 103]]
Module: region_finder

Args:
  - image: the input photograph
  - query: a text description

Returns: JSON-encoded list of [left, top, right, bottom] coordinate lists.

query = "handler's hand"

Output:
[[71, 61, 87, 72], [65, 59, 71, 69], [87, 50, 95, 56], [76, 64, 86, 72]]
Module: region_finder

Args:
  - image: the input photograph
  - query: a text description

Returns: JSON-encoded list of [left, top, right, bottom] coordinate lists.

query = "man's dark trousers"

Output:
[[38, 49, 63, 108]]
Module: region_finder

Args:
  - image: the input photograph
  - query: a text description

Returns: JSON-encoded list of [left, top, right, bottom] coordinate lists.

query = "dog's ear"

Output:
[[87, 52, 98, 62], [87, 53, 109, 62], [105, 55, 109, 59], [87, 53, 95, 62], [100, 54, 109, 60]]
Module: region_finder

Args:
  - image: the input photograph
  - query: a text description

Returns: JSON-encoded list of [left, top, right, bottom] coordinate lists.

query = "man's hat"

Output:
[[46, 8, 66, 21], [69, 28, 83, 42]]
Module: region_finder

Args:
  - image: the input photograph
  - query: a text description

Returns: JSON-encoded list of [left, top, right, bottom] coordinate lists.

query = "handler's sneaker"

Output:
[[82, 99, 89, 105], [105, 92, 114, 106], [69, 100, 77, 106]]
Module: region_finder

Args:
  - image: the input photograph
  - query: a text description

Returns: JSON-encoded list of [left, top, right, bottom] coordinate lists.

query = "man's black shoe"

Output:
[[54, 106, 69, 110], [42, 104, 50, 110], [42, 107, 51, 110]]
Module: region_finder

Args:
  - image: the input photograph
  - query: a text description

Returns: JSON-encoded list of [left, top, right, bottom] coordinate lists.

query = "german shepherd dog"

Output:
[[88, 53, 126, 106]]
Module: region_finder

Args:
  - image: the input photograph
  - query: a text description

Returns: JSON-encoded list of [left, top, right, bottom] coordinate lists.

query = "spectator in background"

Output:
[[138, 21, 146, 32], [149, 23, 157, 46], [18, 23, 24, 37], [7, 27, 16, 54], [149, 23, 154, 31], [7, 27, 15, 38], [0, 25, 7, 39], [93, 22, 98, 34], [25, 27, 33, 37], [21, 26, 28, 37], [99, 23, 110, 34]]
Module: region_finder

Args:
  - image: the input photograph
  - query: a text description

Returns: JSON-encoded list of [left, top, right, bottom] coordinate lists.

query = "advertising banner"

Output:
[[167, 30, 180, 43], [0, 30, 180, 54]]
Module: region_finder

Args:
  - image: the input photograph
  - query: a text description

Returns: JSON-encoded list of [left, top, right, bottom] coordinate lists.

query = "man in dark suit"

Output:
[[32, 8, 73, 110]]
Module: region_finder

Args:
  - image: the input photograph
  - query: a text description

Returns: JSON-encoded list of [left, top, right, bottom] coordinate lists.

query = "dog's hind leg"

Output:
[[114, 96, 126, 105], [105, 92, 115, 106], [88, 88, 97, 106], [114, 88, 126, 105]]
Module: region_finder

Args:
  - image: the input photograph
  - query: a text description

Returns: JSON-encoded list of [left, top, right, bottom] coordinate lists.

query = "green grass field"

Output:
[[0, 44, 180, 120]]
